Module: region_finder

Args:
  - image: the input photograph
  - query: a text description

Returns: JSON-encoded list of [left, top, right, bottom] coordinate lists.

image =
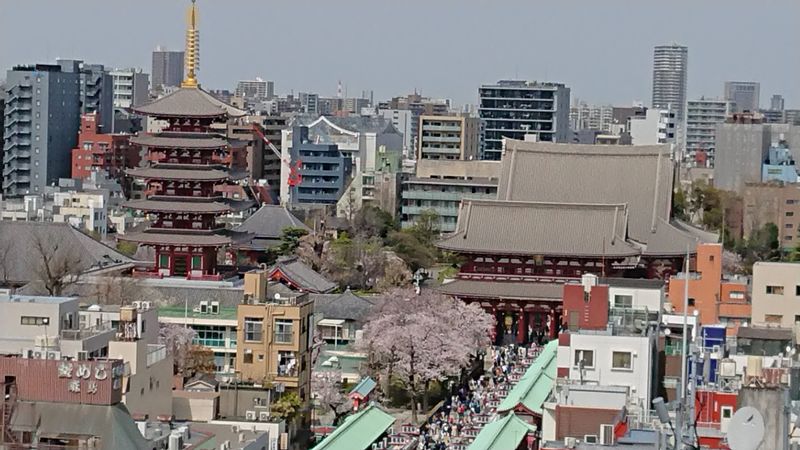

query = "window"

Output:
[[274, 319, 293, 344], [614, 295, 633, 309], [612, 351, 633, 370], [766, 285, 785, 295], [158, 254, 170, 268], [795, 315, 800, 324], [194, 325, 225, 348], [191, 255, 202, 269], [729, 291, 746, 300], [688, 298, 696, 307], [765, 314, 783, 324], [796, 285, 800, 296], [787, 212, 795, 217], [243, 352, 253, 364], [244, 318, 263, 342], [20, 316, 49, 326], [721, 407, 733, 419], [574, 349, 594, 368], [787, 224, 795, 229]]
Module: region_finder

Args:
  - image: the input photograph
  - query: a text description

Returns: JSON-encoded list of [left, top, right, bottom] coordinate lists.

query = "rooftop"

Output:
[[131, 87, 246, 118], [271, 256, 337, 294], [234, 205, 309, 239], [130, 132, 232, 149], [436, 279, 564, 301], [0, 294, 77, 304], [158, 305, 238, 321], [312, 403, 395, 450]]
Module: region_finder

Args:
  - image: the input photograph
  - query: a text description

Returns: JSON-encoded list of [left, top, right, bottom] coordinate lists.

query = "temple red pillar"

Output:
[[549, 308, 557, 339], [517, 310, 527, 344]]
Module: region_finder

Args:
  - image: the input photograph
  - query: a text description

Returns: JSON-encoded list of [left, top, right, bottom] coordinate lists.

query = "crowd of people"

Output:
[[417, 343, 541, 450]]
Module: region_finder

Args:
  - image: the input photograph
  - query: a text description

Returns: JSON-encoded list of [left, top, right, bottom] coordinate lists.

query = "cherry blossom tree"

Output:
[[360, 288, 494, 423], [159, 324, 196, 375], [311, 370, 350, 426]]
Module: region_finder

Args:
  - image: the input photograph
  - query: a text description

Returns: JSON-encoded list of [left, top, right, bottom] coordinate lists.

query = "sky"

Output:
[[1, 0, 798, 108]]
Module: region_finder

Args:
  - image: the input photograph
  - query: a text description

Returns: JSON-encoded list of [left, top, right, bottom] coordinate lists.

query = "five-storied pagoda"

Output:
[[121, 0, 253, 280]]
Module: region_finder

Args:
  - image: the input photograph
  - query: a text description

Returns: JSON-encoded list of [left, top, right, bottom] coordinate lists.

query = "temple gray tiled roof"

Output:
[[0, 222, 133, 286], [311, 289, 376, 323], [235, 205, 309, 238], [126, 166, 235, 181], [132, 87, 246, 118], [438, 199, 640, 257], [271, 256, 336, 293], [494, 140, 700, 256], [436, 279, 564, 301], [130, 132, 228, 149]]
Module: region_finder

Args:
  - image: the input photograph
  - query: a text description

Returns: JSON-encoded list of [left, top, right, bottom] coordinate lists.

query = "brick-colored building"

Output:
[[742, 182, 800, 250], [71, 113, 138, 180], [668, 243, 750, 334]]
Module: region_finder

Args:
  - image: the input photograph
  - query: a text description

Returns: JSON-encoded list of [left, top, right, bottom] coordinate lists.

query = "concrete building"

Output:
[[109, 68, 149, 109], [418, 114, 480, 160], [751, 261, 800, 327], [380, 93, 450, 154], [569, 102, 614, 133], [724, 81, 760, 113], [237, 271, 314, 404], [742, 183, 800, 247], [401, 159, 500, 231], [4, 63, 81, 196], [236, 78, 274, 101], [651, 44, 688, 123], [71, 113, 138, 181], [379, 108, 414, 155], [285, 126, 352, 206], [686, 98, 733, 165], [714, 119, 800, 192], [50, 190, 108, 237], [770, 94, 785, 112], [479, 80, 571, 160], [57, 60, 114, 133], [761, 138, 798, 184], [151, 46, 184, 89], [629, 108, 677, 145]]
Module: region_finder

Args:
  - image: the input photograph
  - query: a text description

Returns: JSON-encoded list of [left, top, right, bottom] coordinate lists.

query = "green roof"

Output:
[[496, 340, 558, 415], [313, 404, 395, 450], [158, 306, 239, 321], [468, 413, 536, 450]]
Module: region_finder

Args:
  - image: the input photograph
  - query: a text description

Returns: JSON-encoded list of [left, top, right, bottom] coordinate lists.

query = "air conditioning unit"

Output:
[[564, 437, 577, 448], [258, 411, 269, 421], [200, 301, 209, 314], [600, 424, 615, 445], [33, 351, 43, 359], [245, 410, 257, 421], [141, 301, 151, 310], [211, 301, 220, 315], [47, 351, 61, 360], [132, 301, 141, 309], [584, 435, 598, 444]]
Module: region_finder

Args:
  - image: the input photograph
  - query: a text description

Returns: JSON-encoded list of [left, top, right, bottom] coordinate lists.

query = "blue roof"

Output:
[[349, 377, 376, 398]]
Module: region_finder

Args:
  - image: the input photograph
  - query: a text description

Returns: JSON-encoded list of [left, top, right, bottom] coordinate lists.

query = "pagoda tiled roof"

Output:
[[130, 132, 228, 149], [126, 166, 239, 181], [123, 198, 254, 214], [131, 87, 246, 118], [119, 229, 252, 247]]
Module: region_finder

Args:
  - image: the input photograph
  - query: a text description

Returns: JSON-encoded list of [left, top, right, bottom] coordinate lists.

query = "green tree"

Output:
[[271, 392, 302, 421], [387, 230, 436, 271], [352, 205, 397, 239], [276, 227, 308, 256], [408, 210, 440, 246], [116, 241, 138, 257], [672, 188, 689, 221], [735, 222, 780, 272]]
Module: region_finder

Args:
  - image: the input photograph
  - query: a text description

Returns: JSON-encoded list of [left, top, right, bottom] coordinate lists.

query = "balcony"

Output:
[[421, 136, 462, 143], [421, 124, 461, 132], [61, 321, 115, 341], [420, 146, 461, 155], [403, 205, 460, 217]]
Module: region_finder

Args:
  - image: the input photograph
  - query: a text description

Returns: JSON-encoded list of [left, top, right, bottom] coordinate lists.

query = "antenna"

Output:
[[726, 407, 765, 450]]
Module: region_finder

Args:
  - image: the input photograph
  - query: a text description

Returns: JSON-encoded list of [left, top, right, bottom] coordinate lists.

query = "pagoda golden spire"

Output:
[[181, 0, 199, 88]]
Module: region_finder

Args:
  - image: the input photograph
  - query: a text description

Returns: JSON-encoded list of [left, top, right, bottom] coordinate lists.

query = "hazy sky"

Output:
[[1, 0, 798, 108]]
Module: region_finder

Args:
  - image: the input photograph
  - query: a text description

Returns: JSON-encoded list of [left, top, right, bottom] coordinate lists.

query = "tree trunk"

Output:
[[422, 379, 430, 414]]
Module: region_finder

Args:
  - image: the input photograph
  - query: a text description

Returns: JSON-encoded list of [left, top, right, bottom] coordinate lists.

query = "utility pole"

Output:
[[677, 244, 691, 449]]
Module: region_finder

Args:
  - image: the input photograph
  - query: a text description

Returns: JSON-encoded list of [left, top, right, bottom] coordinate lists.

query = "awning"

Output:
[[318, 319, 346, 327]]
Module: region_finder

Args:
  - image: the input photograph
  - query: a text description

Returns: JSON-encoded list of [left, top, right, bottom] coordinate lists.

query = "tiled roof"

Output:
[[131, 87, 246, 118], [126, 167, 234, 181], [0, 222, 133, 286], [270, 256, 336, 293], [438, 199, 640, 257], [497, 140, 697, 255], [348, 377, 377, 398], [497, 339, 558, 414], [123, 199, 232, 214], [311, 290, 375, 322], [436, 279, 563, 301], [468, 413, 537, 450], [234, 205, 309, 239], [119, 229, 252, 247], [312, 404, 395, 450], [130, 132, 228, 149]]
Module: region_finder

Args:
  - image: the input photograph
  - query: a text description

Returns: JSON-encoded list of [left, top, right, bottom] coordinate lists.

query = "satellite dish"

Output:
[[727, 407, 765, 450]]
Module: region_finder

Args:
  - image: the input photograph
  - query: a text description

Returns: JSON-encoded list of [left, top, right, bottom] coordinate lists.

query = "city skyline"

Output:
[[1, 0, 798, 107]]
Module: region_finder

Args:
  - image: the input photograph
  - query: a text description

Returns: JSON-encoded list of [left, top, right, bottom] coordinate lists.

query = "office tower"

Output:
[[770, 94, 785, 112], [724, 81, 760, 113], [3, 64, 81, 196], [478, 80, 571, 160], [298, 92, 319, 115], [651, 44, 688, 122], [151, 46, 184, 89], [110, 68, 150, 108], [235, 78, 273, 100], [57, 59, 114, 132]]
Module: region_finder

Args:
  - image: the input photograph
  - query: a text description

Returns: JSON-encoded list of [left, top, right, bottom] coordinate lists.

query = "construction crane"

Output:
[[251, 123, 302, 187]]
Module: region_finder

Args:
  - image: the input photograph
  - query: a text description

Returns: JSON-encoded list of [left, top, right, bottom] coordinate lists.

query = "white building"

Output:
[[557, 331, 656, 411], [629, 108, 677, 146], [686, 98, 733, 165], [52, 190, 108, 237], [379, 109, 414, 155], [110, 68, 150, 109]]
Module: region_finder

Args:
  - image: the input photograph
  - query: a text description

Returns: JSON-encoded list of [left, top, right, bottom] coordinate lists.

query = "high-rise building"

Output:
[[478, 80, 571, 160], [235, 78, 273, 100], [298, 92, 319, 115], [770, 94, 785, 112], [3, 64, 81, 196], [651, 44, 688, 123], [57, 60, 114, 132], [110, 68, 150, 109], [569, 102, 614, 132], [686, 97, 733, 165], [151, 47, 184, 89], [724, 81, 760, 113], [418, 115, 481, 160]]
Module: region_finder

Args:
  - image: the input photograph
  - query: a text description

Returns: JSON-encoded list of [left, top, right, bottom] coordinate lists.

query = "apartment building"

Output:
[[417, 115, 480, 160], [237, 271, 314, 403], [686, 98, 733, 164], [742, 183, 800, 249], [71, 113, 138, 181], [110, 68, 149, 109], [751, 261, 800, 328]]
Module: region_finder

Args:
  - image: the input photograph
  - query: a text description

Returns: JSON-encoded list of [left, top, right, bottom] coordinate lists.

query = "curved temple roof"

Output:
[[131, 87, 246, 118]]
